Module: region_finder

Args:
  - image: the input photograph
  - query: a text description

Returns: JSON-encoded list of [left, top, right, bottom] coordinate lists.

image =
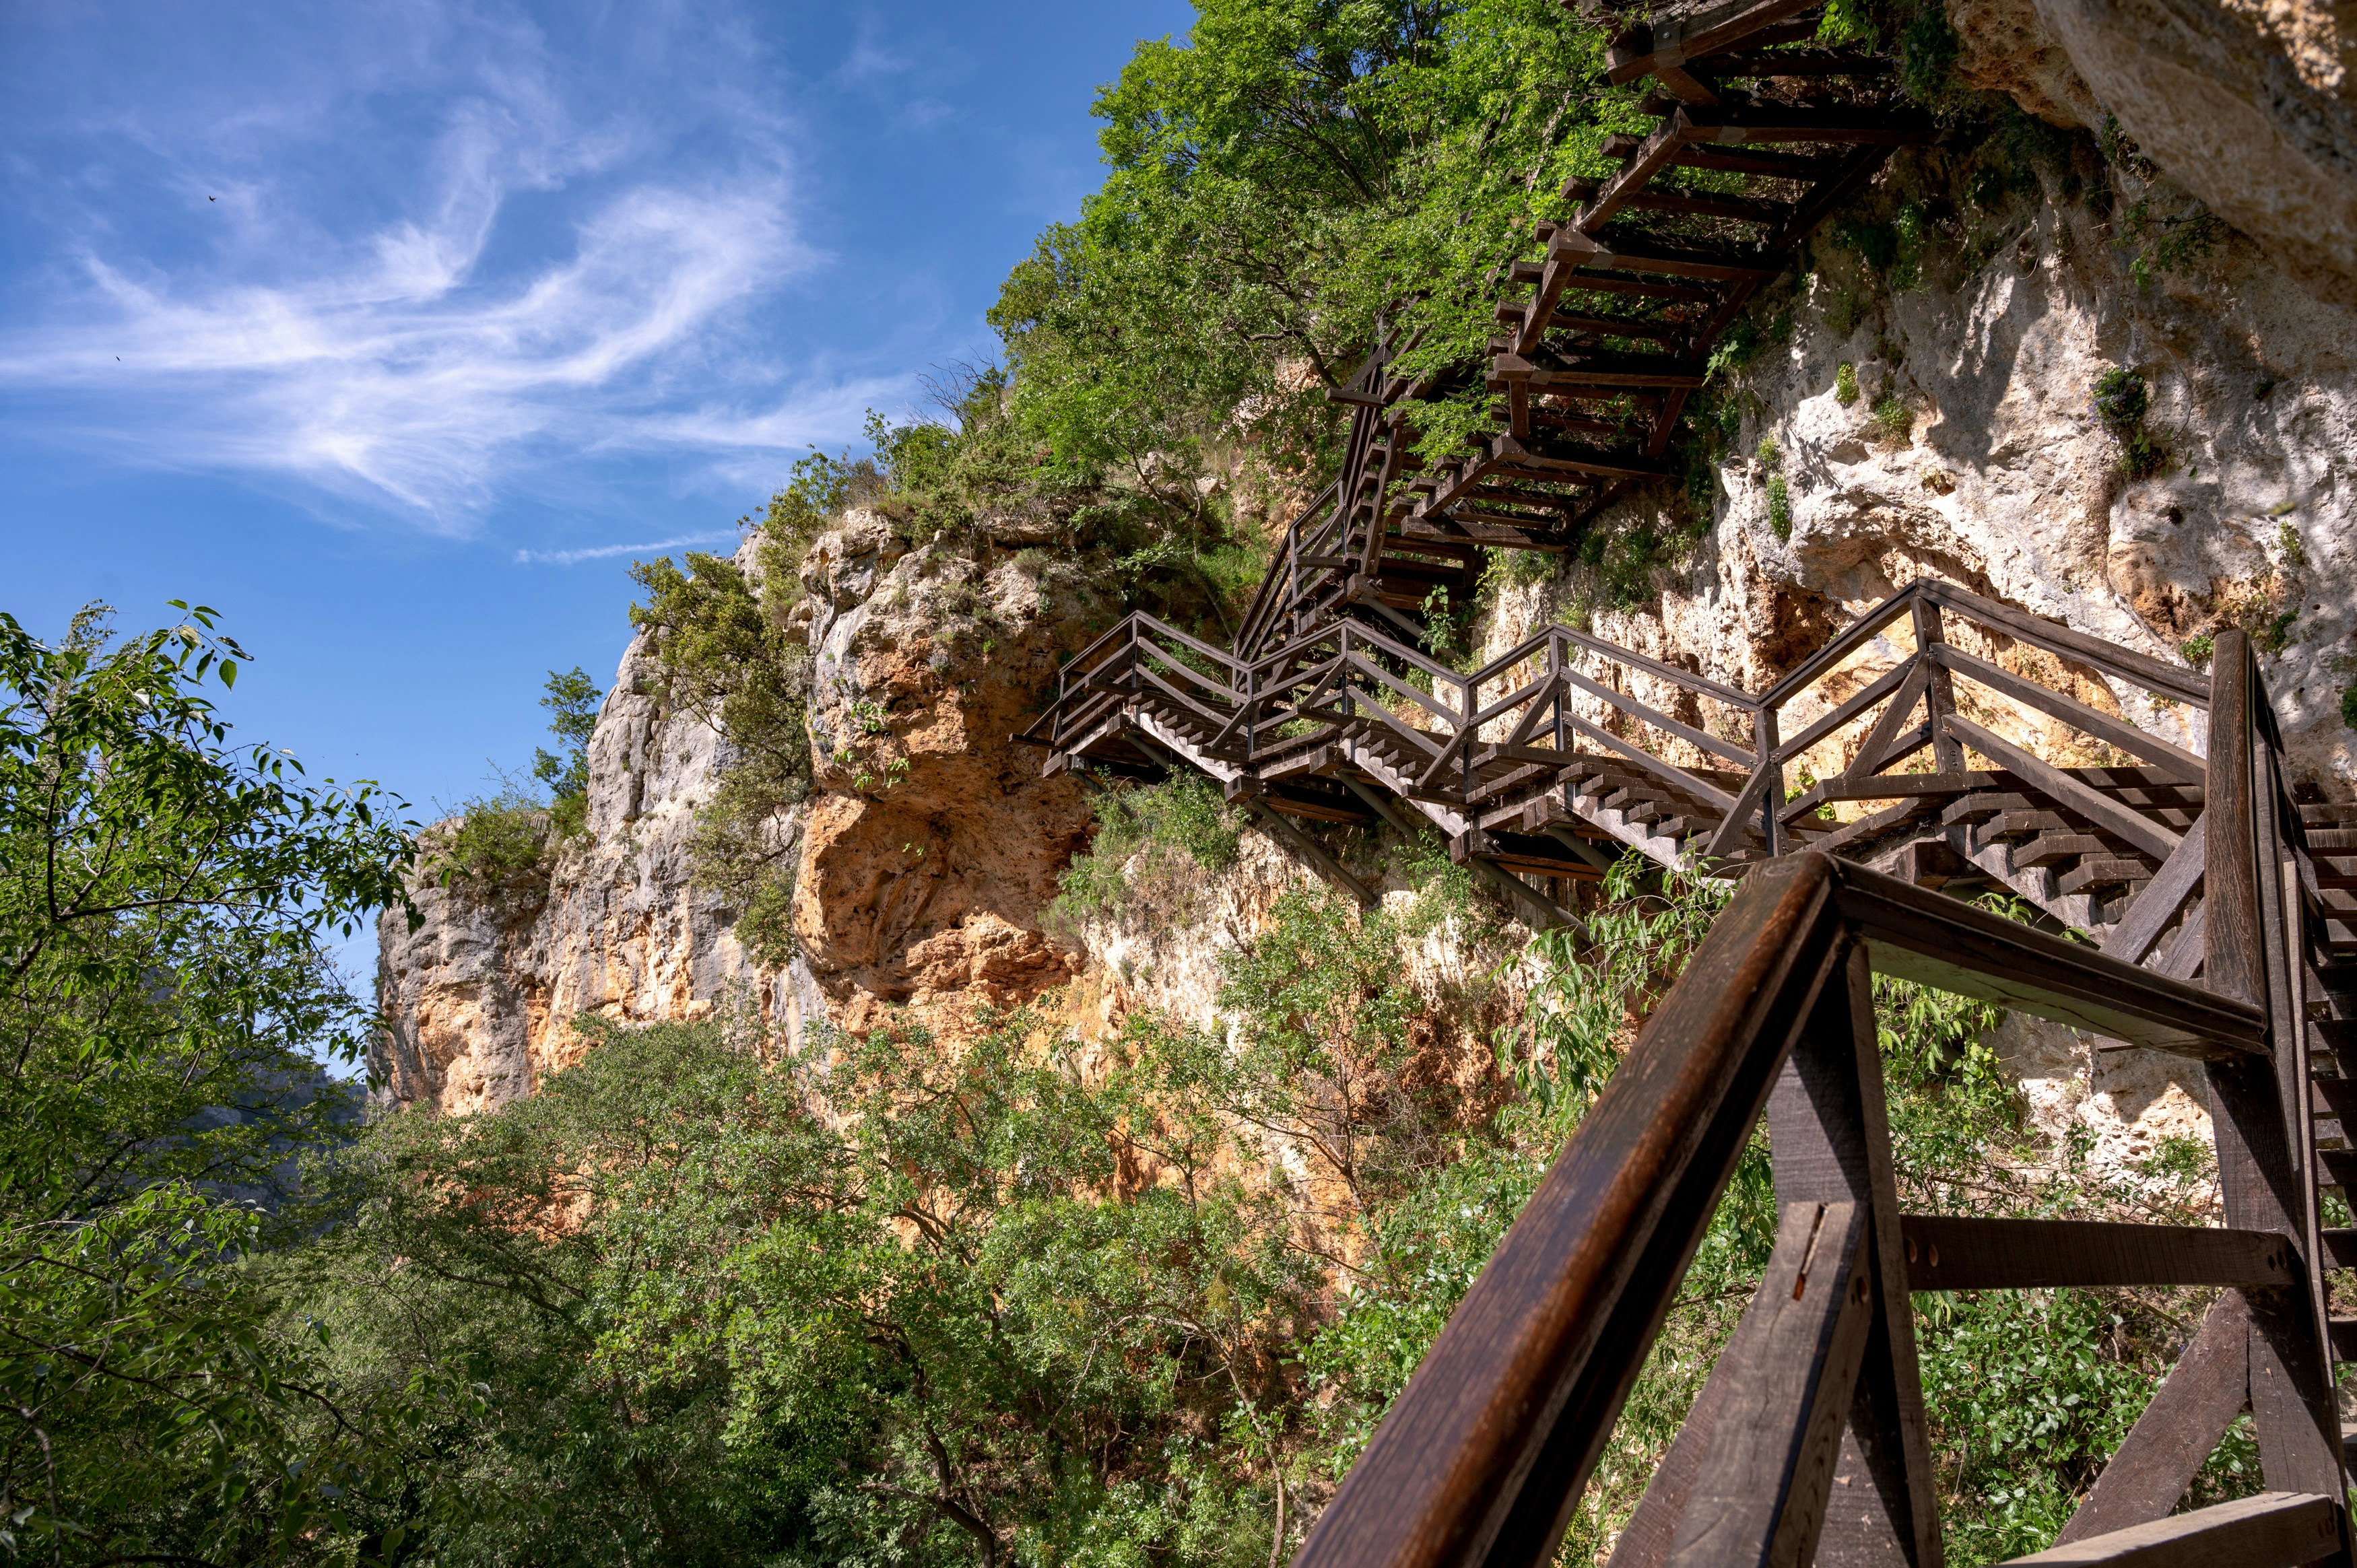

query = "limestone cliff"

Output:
[[378, 0, 2355, 1128]]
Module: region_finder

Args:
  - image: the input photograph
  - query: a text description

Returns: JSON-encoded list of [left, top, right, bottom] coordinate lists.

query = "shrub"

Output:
[[2093, 368, 2164, 478], [1823, 290, 1865, 338], [1767, 473, 1793, 539], [2342, 683, 2357, 730], [427, 789, 551, 893], [2178, 633, 2214, 669], [1835, 360, 1860, 405], [1755, 434, 1782, 469], [1051, 774, 1244, 926], [1870, 393, 1915, 445]]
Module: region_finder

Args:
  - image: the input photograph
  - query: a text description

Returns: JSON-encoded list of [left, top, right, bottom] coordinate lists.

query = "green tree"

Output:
[[0, 604, 416, 1563], [531, 665, 603, 809]]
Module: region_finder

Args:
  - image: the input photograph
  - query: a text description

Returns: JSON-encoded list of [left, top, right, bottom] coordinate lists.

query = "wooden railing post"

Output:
[[1755, 706, 1783, 858], [2202, 629, 2348, 1521], [1910, 592, 1963, 774]]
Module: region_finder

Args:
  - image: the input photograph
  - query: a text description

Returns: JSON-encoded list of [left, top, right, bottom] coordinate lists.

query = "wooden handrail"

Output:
[[1294, 852, 2272, 1568]]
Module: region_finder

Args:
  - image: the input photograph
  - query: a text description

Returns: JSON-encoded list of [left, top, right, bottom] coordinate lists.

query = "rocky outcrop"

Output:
[[374, 519, 1106, 1112], [374, 628, 816, 1113], [788, 510, 1100, 1033], [1955, 0, 2357, 292]]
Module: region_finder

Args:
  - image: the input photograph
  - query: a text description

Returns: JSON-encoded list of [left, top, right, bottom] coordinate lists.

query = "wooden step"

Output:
[[2059, 858, 2149, 897], [2016, 831, 2115, 868], [2315, 1148, 2357, 1191]]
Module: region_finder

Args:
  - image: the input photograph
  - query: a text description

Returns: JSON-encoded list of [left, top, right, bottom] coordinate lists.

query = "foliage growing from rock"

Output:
[[629, 547, 814, 967], [1051, 773, 1245, 928], [533, 664, 602, 839], [2092, 366, 2163, 477]]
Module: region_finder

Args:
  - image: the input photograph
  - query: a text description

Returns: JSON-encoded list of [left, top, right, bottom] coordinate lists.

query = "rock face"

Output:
[[789, 511, 1098, 1035], [374, 627, 815, 1114], [2026, 0, 2357, 292], [379, 4, 2355, 1152], [373, 522, 1103, 1113]]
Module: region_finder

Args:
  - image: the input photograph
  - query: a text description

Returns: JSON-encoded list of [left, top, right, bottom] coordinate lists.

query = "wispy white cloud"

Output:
[[514, 530, 738, 566], [0, 0, 904, 533]]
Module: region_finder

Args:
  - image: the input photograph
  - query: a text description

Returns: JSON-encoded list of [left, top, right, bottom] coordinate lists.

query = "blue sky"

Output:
[[1, 1, 1191, 999]]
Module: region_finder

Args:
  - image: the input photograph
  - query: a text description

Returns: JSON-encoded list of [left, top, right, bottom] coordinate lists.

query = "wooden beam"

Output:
[[2098, 815, 2207, 965], [2054, 1293, 2250, 1547], [1999, 1491, 2338, 1565], [1931, 643, 2206, 784], [1765, 943, 1942, 1564], [1942, 714, 2182, 861], [1243, 799, 1377, 910], [1667, 1200, 1875, 1567], [1899, 1217, 2294, 1291], [1825, 856, 2266, 1058]]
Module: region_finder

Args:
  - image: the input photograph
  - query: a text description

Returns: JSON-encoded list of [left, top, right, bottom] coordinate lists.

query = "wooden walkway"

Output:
[[1018, 0, 2357, 1560]]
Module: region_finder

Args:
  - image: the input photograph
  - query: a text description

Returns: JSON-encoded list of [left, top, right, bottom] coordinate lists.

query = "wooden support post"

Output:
[[1757, 706, 1783, 858], [1911, 595, 1963, 775], [1615, 942, 1940, 1568], [2054, 1292, 2251, 1546], [1665, 1199, 1875, 1568], [2202, 630, 2348, 1538], [1769, 941, 1941, 1567]]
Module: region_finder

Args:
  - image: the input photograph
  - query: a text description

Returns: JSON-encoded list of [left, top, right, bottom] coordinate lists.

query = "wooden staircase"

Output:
[[1014, 0, 2357, 1557]]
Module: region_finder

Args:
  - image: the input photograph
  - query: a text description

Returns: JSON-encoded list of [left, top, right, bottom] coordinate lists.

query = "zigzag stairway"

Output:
[[1016, 0, 2357, 1558]]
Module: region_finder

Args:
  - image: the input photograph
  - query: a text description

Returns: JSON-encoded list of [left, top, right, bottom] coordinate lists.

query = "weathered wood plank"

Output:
[[1899, 1217, 2292, 1291], [1930, 644, 2205, 784], [1999, 1491, 2337, 1565], [1766, 943, 1941, 1566], [1667, 1200, 1875, 1568], [1923, 582, 2210, 707], [2098, 816, 2207, 965], [1290, 856, 1849, 1568], [2053, 1293, 2250, 1546], [1941, 714, 2182, 861], [1826, 858, 2265, 1058]]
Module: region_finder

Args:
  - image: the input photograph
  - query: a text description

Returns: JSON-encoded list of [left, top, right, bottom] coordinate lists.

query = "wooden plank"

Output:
[[1923, 582, 2210, 707], [2055, 1293, 2250, 1546], [1291, 855, 1849, 1568], [1604, 0, 1816, 83], [1556, 662, 1756, 769], [1760, 587, 1923, 710], [1899, 1217, 2293, 1290], [1824, 856, 2266, 1058], [1669, 106, 1935, 144], [1244, 799, 1376, 910], [1766, 943, 1941, 1566], [2098, 816, 2207, 964], [1843, 661, 1929, 784], [1774, 658, 1919, 765], [1667, 1200, 1875, 1567], [1931, 644, 2206, 784], [1675, 144, 1851, 182], [2000, 1491, 2337, 1565], [1558, 708, 1741, 813], [1557, 628, 1757, 710], [1564, 115, 1696, 251], [1606, 1310, 1756, 1568], [1942, 714, 2182, 861], [2201, 634, 2348, 1516]]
